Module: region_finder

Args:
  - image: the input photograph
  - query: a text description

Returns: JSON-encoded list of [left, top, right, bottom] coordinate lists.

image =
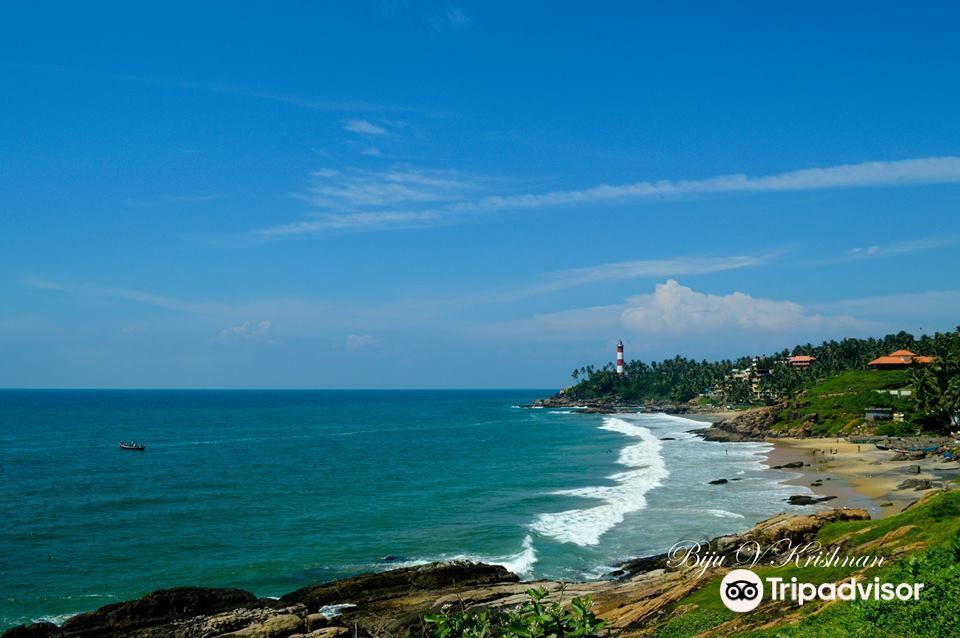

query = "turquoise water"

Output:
[[0, 390, 809, 629]]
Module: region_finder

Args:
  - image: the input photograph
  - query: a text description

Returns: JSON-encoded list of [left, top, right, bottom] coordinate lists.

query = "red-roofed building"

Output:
[[867, 350, 935, 369], [888, 349, 916, 357], [788, 355, 816, 368]]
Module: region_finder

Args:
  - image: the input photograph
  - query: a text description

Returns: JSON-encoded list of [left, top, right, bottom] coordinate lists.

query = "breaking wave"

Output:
[[530, 417, 669, 546]]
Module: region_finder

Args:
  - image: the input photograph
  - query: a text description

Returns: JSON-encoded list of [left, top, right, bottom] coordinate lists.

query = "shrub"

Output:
[[417, 587, 610, 638]]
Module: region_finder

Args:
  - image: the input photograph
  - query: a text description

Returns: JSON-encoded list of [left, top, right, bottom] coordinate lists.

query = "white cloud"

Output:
[[256, 156, 960, 237], [620, 280, 865, 334], [220, 320, 273, 340], [346, 334, 381, 348], [343, 119, 387, 135], [480, 280, 877, 343]]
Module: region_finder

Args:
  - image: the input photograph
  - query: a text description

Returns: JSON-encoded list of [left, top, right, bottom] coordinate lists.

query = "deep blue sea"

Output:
[[0, 390, 810, 629]]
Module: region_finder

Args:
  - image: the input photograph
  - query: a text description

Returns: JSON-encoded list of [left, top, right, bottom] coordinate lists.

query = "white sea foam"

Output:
[[395, 535, 539, 578], [447, 534, 538, 578], [318, 603, 356, 617], [705, 509, 745, 519], [34, 613, 74, 626], [530, 417, 668, 546], [486, 535, 538, 577]]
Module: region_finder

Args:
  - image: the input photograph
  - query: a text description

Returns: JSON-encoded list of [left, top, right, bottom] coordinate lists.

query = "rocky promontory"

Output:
[[696, 406, 781, 441], [524, 395, 722, 416]]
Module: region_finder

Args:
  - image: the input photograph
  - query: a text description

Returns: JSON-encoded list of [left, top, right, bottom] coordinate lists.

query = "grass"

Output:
[[773, 369, 914, 436]]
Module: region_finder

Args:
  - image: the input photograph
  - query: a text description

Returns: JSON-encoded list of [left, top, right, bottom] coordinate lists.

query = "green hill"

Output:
[[773, 369, 914, 436]]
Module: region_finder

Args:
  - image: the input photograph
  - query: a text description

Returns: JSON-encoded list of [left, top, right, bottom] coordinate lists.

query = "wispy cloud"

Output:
[[22, 275, 65, 291], [343, 119, 387, 135], [262, 166, 479, 236], [820, 235, 958, 264], [446, 8, 470, 27], [10, 63, 415, 114], [257, 156, 960, 237]]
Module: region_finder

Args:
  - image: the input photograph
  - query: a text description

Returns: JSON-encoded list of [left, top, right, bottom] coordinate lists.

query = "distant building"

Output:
[[865, 407, 894, 421], [867, 349, 936, 369], [788, 355, 816, 368]]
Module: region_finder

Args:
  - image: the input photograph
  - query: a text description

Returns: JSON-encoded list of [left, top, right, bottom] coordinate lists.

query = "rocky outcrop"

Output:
[[698, 407, 780, 442], [896, 478, 936, 491], [0, 623, 60, 638], [281, 561, 518, 611], [525, 395, 722, 416], [55, 587, 261, 637], [786, 494, 837, 505]]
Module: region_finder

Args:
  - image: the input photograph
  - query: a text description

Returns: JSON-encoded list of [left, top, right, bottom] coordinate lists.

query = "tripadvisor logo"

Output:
[[720, 568, 925, 612], [720, 569, 764, 612]]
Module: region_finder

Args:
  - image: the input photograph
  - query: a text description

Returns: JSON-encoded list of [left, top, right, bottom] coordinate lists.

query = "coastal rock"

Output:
[[607, 553, 669, 579], [280, 561, 519, 611], [184, 605, 307, 637], [708, 478, 728, 485], [222, 613, 303, 637], [896, 479, 933, 491], [786, 495, 837, 506], [57, 587, 260, 637], [0, 623, 61, 638], [773, 461, 804, 469], [609, 507, 870, 580], [743, 508, 869, 547], [698, 407, 780, 442], [304, 614, 329, 631]]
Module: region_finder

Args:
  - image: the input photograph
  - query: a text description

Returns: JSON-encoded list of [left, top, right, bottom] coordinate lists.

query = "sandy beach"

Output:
[[766, 437, 960, 518]]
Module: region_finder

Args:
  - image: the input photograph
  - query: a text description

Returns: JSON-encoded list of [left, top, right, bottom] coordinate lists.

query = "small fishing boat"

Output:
[[119, 442, 145, 451]]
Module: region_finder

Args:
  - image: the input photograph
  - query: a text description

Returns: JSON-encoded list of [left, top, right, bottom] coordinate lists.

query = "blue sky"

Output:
[[2, 2, 959, 388]]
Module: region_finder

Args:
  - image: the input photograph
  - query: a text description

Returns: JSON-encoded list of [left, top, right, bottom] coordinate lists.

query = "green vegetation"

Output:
[[417, 587, 609, 638], [564, 328, 960, 435], [654, 491, 960, 638], [911, 353, 960, 431], [772, 369, 913, 436]]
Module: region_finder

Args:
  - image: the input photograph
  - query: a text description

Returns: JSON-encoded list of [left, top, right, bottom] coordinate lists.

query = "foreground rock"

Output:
[[1, 509, 873, 638]]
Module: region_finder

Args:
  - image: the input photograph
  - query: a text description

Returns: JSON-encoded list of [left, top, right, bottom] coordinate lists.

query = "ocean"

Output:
[[0, 390, 809, 629]]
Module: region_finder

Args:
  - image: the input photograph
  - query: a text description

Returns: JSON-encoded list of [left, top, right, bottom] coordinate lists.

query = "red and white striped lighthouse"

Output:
[[616, 339, 624, 375]]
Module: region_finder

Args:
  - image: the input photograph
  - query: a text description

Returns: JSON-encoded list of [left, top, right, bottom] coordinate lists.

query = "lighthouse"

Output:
[[616, 339, 624, 375]]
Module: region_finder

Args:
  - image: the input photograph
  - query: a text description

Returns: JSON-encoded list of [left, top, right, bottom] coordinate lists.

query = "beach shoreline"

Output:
[[764, 437, 958, 518]]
